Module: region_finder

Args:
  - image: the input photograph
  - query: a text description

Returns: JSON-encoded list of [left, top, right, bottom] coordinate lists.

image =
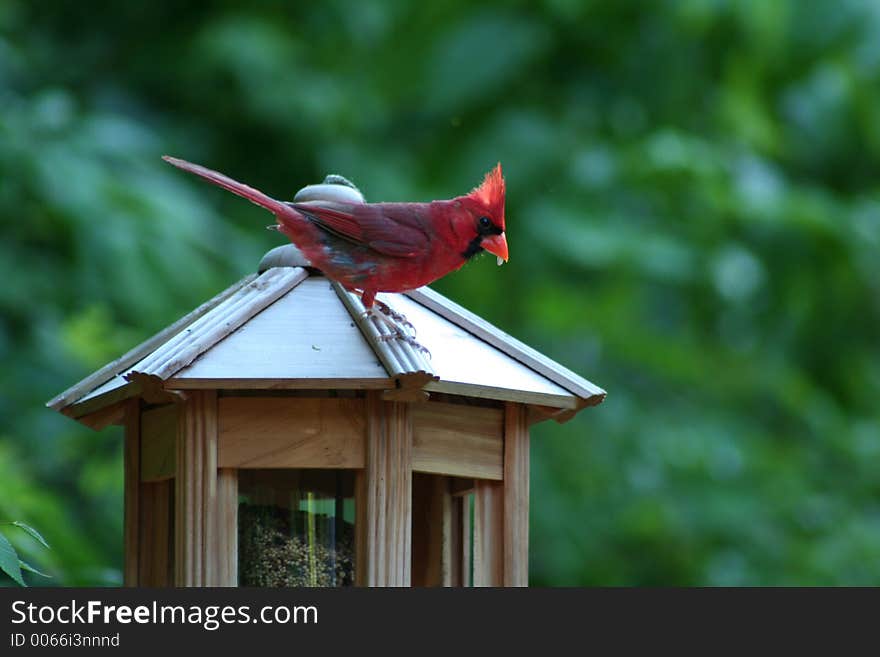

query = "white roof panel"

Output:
[[173, 277, 389, 384], [376, 293, 575, 406]]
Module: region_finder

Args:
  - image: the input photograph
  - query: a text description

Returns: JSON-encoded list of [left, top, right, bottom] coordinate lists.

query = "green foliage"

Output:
[[1, 0, 878, 585], [0, 521, 51, 586]]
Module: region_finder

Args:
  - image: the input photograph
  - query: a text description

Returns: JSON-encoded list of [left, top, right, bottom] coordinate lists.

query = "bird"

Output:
[[162, 156, 509, 349]]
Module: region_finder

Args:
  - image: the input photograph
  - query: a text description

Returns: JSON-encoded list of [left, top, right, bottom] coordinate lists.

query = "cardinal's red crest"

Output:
[[468, 163, 505, 228]]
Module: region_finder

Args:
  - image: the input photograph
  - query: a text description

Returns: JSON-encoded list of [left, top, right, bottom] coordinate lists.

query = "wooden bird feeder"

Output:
[[48, 246, 605, 587]]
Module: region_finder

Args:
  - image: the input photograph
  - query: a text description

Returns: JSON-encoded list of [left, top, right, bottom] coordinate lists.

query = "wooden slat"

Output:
[[141, 405, 178, 482], [72, 399, 126, 430], [357, 391, 412, 586], [411, 473, 429, 587], [462, 495, 472, 587], [218, 397, 365, 468], [473, 481, 503, 587], [447, 493, 463, 586], [528, 404, 569, 425], [440, 478, 454, 587], [216, 469, 238, 586], [503, 403, 530, 586], [167, 377, 393, 390], [123, 399, 140, 586], [411, 474, 448, 587], [139, 480, 173, 587], [425, 380, 578, 410], [65, 380, 140, 424], [382, 387, 430, 402], [411, 402, 503, 480], [138, 483, 156, 586], [355, 470, 367, 586], [450, 478, 475, 497], [122, 373, 182, 406], [175, 390, 218, 586]]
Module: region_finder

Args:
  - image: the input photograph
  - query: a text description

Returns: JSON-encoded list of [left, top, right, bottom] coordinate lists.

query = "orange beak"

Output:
[[482, 233, 509, 264]]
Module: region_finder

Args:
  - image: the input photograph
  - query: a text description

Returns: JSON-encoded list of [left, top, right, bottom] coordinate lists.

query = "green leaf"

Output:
[[11, 521, 51, 550], [19, 559, 50, 578], [0, 532, 25, 586]]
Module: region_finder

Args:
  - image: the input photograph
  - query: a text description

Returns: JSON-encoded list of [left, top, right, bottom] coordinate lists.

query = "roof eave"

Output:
[[46, 272, 259, 412]]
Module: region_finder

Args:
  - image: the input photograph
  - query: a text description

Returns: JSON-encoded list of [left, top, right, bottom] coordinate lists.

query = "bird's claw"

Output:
[[376, 331, 432, 358], [373, 299, 416, 337], [361, 301, 430, 358], [411, 340, 432, 358]]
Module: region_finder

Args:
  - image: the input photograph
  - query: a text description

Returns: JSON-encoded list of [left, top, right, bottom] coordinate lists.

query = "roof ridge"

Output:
[[333, 283, 438, 399]]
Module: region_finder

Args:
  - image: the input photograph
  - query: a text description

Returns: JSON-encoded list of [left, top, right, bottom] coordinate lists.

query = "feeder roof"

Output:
[[48, 246, 605, 427]]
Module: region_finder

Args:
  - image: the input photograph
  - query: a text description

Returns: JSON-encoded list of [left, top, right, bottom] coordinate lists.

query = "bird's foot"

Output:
[[362, 305, 430, 358], [376, 331, 431, 357], [372, 299, 416, 337]]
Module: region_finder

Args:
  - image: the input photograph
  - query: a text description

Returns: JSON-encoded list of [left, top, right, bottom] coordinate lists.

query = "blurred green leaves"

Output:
[[0, 521, 51, 586], [1, 0, 878, 585]]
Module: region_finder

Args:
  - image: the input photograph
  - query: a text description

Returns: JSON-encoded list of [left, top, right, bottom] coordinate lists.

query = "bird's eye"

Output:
[[479, 216, 492, 230]]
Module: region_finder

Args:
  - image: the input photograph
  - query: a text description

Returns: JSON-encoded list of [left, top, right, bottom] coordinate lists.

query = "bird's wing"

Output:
[[290, 201, 431, 258]]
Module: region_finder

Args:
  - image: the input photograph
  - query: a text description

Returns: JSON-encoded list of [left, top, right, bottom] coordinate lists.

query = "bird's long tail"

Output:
[[162, 156, 293, 217]]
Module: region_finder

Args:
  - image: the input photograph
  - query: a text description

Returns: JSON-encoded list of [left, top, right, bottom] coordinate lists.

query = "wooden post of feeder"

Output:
[[174, 390, 236, 586], [472, 401, 529, 587], [123, 398, 141, 587], [356, 391, 413, 586], [503, 401, 530, 586]]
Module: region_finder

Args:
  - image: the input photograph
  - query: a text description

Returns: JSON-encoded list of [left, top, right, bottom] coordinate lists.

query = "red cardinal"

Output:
[[162, 156, 509, 311]]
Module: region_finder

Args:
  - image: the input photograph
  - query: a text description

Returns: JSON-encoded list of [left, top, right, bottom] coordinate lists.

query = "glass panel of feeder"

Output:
[[411, 474, 477, 587], [238, 469, 355, 587]]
